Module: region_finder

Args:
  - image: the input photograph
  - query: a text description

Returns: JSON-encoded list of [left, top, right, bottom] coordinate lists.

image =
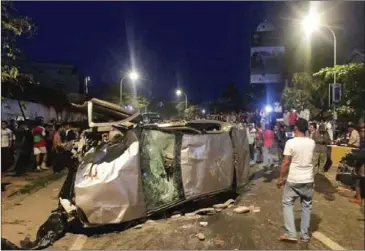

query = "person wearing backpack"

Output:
[[312, 123, 331, 175]]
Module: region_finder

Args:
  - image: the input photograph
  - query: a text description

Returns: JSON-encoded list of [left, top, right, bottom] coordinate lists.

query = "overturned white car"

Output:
[[2, 99, 251, 249]]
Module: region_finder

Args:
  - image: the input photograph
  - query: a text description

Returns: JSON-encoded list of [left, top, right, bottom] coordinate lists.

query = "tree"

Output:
[[184, 105, 200, 120], [1, 1, 34, 84], [175, 101, 186, 114], [102, 84, 149, 111], [313, 63, 365, 120], [214, 82, 242, 113], [282, 72, 328, 119], [1, 1, 35, 118]]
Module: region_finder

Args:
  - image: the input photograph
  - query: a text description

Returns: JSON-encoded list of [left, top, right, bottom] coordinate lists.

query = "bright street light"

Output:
[[300, 10, 337, 108], [201, 109, 206, 114], [175, 89, 188, 111], [120, 70, 140, 105], [128, 71, 139, 81], [302, 13, 319, 36]]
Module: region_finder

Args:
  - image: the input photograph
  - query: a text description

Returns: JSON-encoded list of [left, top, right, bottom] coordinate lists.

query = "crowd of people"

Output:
[[1, 118, 83, 177]]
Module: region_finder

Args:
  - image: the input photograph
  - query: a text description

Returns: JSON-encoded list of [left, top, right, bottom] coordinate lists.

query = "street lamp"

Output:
[[301, 12, 337, 108], [176, 89, 188, 111], [120, 71, 139, 105]]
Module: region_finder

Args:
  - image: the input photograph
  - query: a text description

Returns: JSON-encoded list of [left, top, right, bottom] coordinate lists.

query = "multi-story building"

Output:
[[16, 61, 83, 95]]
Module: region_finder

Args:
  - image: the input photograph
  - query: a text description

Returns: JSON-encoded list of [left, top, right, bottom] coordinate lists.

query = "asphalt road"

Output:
[[2, 165, 364, 250]]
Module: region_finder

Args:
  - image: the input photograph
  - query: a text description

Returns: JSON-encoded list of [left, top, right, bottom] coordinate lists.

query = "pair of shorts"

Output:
[[34, 146, 47, 155]]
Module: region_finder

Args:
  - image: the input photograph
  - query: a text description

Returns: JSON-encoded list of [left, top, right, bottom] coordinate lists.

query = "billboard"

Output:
[[250, 30, 285, 84]]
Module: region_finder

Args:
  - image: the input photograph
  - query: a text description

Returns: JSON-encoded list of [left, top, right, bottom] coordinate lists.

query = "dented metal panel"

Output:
[[180, 133, 234, 199], [231, 126, 251, 187], [74, 132, 146, 225]]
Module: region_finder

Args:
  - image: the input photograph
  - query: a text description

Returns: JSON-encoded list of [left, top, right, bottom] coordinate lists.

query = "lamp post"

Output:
[[84, 76, 90, 95], [120, 71, 139, 105], [302, 10, 338, 138], [302, 13, 337, 108], [176, 89, 188, 111]]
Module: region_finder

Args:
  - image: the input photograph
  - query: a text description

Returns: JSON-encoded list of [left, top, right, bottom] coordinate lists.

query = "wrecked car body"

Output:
[[2, 99, 251, 249], [64, 99, 251, 226]]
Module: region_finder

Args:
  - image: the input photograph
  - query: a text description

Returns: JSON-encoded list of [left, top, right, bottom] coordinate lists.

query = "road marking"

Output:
[[312, 231, 346, 250], [69, 234, 88, 250]]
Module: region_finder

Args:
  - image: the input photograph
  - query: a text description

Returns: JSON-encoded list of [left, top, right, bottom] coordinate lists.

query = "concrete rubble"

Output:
[[196, 233, 206, 241], [233, 206, 250, 214]]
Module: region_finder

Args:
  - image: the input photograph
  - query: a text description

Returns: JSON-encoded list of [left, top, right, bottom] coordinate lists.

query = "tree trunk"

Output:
[[17, 99, 26, 119]]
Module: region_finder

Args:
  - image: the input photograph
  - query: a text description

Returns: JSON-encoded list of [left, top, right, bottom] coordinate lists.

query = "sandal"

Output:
[[349, 198, 362, 205], [279, 234, 298, 242]]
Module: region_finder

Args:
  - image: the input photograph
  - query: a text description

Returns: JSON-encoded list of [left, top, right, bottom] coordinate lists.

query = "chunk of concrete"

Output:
[[233, 206, 250, 214], [199, 221, 208, 227], [196, 233, 206, 241]]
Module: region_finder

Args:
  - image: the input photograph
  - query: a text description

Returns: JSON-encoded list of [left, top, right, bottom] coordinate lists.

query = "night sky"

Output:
[[15, 1, 364, 103]]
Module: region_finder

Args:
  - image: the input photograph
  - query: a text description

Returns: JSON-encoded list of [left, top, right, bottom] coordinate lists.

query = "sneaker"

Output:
[[41, 163, 50, 170], [300, 238, 310, 243], [36, 166, 42, 171]]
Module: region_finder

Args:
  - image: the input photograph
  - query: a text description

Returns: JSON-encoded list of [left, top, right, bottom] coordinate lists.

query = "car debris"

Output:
[[133, 224, 144, 229], [192, 207, 216, 215]]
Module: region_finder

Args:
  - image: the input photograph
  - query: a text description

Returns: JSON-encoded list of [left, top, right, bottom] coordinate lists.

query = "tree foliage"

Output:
[[282, 72, 328, 118], [1, 1, 34, 84], [211, 82, 243, 113], [282, 63, 365, 120], [184, 105, 200, 120], [313, 63, 365, 118], [103, 84, 149, 110]]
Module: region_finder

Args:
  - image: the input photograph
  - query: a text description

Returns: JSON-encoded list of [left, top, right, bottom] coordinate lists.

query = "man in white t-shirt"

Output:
[[277, 118, 315, 243], [2, 120, 15, 172]]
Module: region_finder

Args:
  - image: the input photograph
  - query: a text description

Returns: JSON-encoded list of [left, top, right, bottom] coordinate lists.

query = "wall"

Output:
[[1, 98, 86, 122]]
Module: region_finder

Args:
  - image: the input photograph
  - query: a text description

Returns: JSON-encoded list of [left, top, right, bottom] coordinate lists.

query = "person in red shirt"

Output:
[[32, 118, 49, 170]]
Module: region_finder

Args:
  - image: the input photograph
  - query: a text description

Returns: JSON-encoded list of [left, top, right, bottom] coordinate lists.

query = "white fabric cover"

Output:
[[180, 133, 234, 199], [74, 142, 146, 225]]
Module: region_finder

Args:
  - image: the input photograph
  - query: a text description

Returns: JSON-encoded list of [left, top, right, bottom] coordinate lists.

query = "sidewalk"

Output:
[[1, 177, 66, 247], [1, 169, 65, 206]]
